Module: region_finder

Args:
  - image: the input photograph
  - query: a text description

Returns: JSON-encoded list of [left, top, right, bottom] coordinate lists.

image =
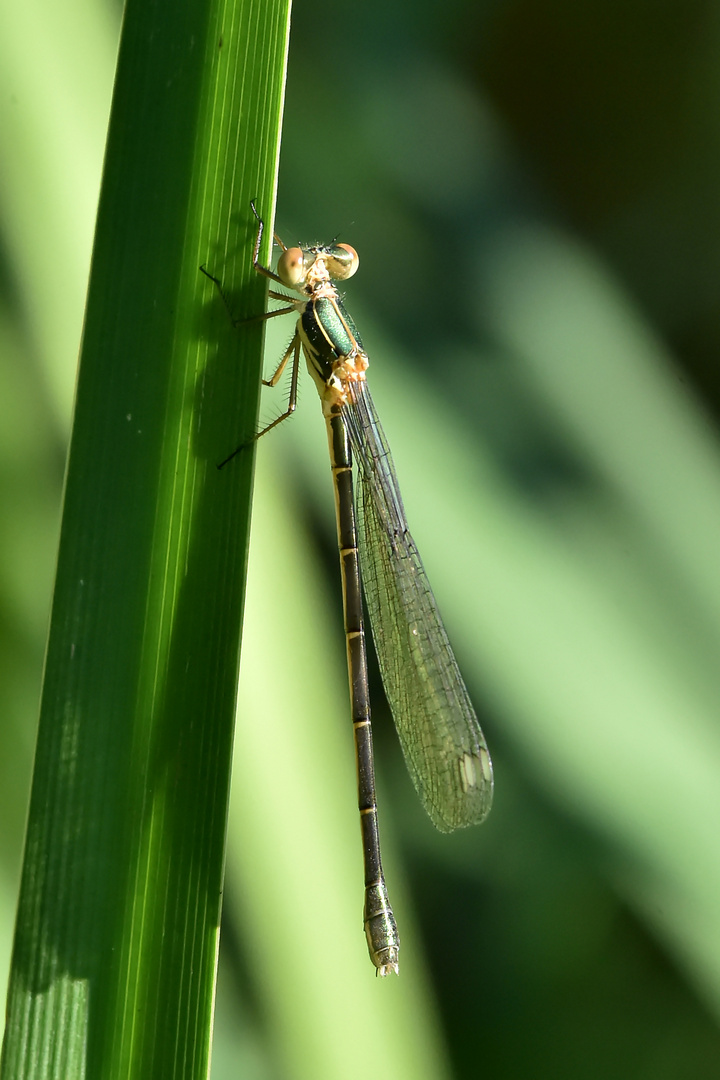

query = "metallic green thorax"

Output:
[[300, 296, 365, 384]]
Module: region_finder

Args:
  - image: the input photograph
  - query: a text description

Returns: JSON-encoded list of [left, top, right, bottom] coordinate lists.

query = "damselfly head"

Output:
[[276, 246, 307, 288], [323, 243, 359, 281], [277, 243, 359, 290]]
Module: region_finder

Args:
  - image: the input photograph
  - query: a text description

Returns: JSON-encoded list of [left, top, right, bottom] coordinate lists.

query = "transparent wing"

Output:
[[344, 381, 493, 832]]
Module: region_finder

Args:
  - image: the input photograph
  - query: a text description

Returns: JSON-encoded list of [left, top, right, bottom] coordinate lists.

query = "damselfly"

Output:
[[205, 206, 493, 975]]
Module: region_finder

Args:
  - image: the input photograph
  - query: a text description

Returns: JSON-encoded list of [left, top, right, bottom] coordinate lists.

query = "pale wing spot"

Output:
[[478, 746, 493, 784], [458, 752, 478, 793]]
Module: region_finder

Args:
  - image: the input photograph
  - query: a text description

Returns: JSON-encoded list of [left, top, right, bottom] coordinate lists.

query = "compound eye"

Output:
[[277, 246, 308, 288], [326, 244, 359, 281]]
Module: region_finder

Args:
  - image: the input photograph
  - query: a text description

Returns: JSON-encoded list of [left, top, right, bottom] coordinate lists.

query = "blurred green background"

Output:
[[3, 0, 720, 1077]]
